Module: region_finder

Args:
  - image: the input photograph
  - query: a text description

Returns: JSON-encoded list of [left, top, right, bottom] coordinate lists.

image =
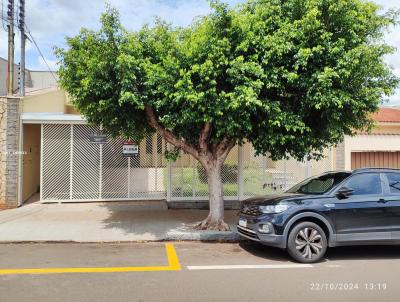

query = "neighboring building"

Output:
[[337, 107, 400, 170], [0, 57, 58, 96], [0, 58, 19, 95]]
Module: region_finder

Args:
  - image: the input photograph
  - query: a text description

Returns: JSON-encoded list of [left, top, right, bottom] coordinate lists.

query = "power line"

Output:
[[19, 0, 25, 96], [1, 10, 58, 79], [2, 1, 57, 82], [24, 24, 58, 81], [6, 0, 15, 95]]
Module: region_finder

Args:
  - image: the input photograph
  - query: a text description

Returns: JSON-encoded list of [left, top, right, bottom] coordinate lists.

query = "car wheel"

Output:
[[287, 222, 327, 263]]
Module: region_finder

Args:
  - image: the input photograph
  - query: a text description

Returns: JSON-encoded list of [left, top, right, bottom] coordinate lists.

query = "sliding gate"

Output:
[[40, 124, 166, 201]]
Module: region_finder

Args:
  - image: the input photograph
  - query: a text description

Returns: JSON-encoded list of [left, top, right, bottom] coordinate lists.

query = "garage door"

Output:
[[41, 124, 167, 201], [351, 152, 400, 169]]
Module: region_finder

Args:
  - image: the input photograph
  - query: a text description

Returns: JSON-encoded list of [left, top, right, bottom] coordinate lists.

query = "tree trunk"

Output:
[[194, 161, 230, 231], [145, 106, 234, 230]]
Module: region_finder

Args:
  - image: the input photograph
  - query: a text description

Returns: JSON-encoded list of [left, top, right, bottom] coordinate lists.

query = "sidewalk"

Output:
[[0, 201, 240, 242]]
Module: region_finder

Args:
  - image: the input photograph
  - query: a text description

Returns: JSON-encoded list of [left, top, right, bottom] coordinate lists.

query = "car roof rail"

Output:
[[352, 167, 400, 173]]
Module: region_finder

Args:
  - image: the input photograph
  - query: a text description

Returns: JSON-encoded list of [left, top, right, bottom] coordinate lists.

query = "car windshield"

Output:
[[286, 172, 351, 195]]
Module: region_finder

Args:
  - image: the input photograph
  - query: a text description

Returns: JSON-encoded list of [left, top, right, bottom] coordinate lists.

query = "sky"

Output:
[[0, 0, 399, 104]]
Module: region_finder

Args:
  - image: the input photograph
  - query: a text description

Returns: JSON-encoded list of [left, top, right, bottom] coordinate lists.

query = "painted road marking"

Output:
[[0, 243, 181, 275], [187, 264, 313, 270]]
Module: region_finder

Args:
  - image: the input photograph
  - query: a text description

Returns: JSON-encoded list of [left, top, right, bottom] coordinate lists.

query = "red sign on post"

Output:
[[122, 141, 139, 157]]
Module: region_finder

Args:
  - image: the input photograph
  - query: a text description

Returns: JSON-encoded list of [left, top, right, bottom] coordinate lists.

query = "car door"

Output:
[[333, 172, 392, 243], [382, 172, 400, 241]]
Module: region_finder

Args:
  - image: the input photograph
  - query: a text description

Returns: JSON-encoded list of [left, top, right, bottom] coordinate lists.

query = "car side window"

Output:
[[385, 173, 400, 194], [344, 173, 382, 195]]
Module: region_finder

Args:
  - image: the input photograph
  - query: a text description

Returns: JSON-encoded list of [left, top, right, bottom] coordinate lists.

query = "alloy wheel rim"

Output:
[[295, 227, 323, 259]]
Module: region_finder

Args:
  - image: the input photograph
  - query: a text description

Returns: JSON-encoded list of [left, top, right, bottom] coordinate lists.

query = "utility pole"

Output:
[[19, 0, 26, 96], [6, 0, 15, 96]]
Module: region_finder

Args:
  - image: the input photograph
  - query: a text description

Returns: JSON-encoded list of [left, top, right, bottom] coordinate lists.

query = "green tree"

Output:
[[56, 0, 399, 230]]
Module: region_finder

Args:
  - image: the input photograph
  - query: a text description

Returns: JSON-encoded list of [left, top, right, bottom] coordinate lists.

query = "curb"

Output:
[[167, 200, 241, 210], [165, 230, 242, 242], [0, 231, 243, 244]]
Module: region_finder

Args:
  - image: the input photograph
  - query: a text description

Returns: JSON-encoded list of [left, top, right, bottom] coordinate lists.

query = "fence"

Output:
[[170, 143, 334, 200], [40, 124, 334, 202]]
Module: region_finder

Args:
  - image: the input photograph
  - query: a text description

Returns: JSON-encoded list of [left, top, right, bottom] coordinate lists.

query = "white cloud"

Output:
[[38, 56, 58, 71]]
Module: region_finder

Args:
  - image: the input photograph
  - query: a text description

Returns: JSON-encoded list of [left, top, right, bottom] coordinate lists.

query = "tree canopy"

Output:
[[56, 0, 399, 229], [57, 0, 398, 162]]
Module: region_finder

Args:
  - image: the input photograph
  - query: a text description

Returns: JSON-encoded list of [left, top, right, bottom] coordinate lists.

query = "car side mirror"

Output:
[[336, 187, 354, 199]]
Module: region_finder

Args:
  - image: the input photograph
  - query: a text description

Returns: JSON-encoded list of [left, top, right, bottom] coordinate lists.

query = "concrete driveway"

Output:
[[0, 201, 239, 242]]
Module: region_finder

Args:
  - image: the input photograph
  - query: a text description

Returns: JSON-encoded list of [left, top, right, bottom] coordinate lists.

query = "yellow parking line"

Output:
[[165, 242, 181, 271], [0, 243, 181, 275]]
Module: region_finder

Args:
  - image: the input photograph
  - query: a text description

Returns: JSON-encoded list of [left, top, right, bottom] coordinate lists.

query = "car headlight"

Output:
[[259, 204, 290, 214]]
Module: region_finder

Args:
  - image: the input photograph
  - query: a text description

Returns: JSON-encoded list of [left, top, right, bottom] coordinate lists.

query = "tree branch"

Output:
[[199, 122, 212, 154], [216, 137, 235, 163], [145, 105, 200, 160]]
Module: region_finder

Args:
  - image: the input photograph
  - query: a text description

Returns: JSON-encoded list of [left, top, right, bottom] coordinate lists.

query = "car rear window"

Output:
[[385, 173, 400, 194]]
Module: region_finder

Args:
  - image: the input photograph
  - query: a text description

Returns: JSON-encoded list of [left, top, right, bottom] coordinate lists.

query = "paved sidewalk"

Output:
[[0, 202, 240, 242]]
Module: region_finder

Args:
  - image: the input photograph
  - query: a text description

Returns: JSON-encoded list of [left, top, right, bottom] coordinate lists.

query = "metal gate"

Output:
[[40, 124, 166, 201], [40, 123, 334, 202]]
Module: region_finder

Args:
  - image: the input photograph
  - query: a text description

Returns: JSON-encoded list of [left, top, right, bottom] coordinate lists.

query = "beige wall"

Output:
[[371, 123, 400, 134], [22, 89, 67, 113], [138, 135, 168, 168], [22, 124, 41, 201]]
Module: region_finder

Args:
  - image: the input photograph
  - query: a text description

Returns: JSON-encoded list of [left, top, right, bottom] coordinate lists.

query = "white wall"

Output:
[[29, 71, 58, 90]]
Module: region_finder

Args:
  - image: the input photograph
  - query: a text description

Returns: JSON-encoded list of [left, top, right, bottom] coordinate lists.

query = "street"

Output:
[[0, 242, 399, 302]]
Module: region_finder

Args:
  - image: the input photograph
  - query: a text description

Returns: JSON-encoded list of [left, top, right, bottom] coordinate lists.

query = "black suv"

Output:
[[237, 168, 400, 263]]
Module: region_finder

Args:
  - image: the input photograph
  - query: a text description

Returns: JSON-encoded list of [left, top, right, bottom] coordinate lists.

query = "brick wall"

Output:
[[0, 97, 21, 208]]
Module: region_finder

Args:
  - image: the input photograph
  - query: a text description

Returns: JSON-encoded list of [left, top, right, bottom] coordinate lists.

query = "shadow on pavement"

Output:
[[326, 245, 400, 261], [99, 202, 239, 239], [238, 241, 290, 261], [239, 240, 400, 262]]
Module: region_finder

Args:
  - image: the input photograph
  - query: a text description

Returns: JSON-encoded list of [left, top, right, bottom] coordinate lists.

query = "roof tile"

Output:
[[372, 107, 400, 123]]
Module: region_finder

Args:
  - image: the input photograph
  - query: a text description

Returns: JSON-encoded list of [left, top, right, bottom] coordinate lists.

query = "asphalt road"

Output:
[[0, 242, 399, 302]]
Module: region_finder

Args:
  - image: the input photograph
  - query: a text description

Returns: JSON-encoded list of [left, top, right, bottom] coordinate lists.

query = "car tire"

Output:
[[287, 221, 327, 263]]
